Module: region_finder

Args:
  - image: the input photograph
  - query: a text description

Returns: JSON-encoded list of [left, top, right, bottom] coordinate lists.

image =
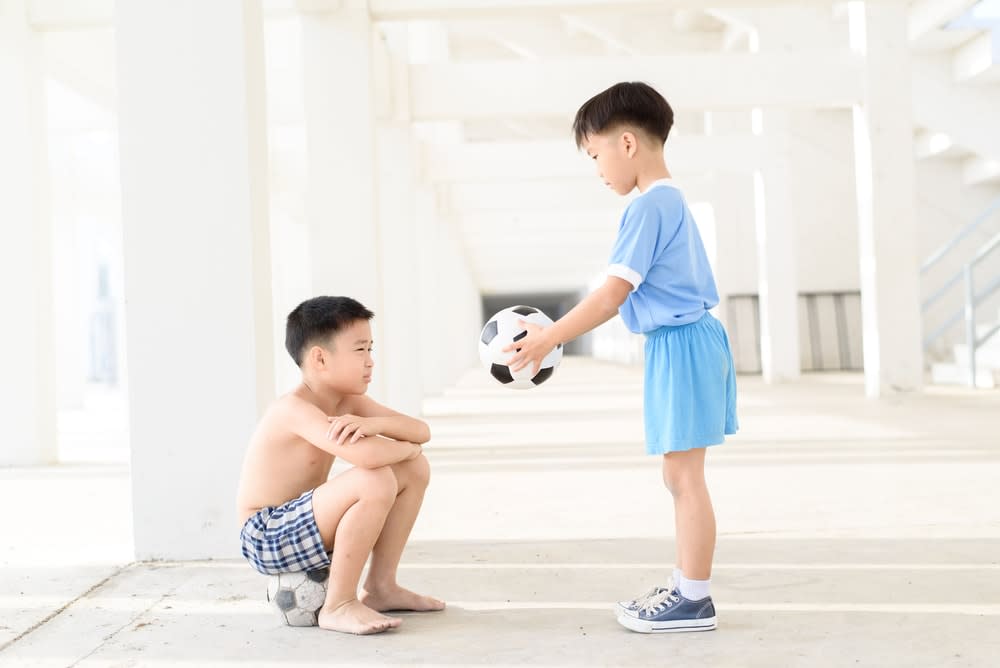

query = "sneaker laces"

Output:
[[626, 586, 663, 606], [638, 589, 680, 615], [622, 579, 675, 608]]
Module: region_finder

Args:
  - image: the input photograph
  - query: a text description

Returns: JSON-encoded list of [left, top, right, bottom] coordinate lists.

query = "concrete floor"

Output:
[[2, 358, 999, 667]]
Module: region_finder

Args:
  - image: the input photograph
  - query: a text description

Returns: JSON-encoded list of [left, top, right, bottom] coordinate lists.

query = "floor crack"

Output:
[[0, 563, 135, 656]]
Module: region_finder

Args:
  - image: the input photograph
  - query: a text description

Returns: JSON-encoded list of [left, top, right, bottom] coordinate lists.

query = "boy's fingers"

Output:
[[341, 424, 360, 445]]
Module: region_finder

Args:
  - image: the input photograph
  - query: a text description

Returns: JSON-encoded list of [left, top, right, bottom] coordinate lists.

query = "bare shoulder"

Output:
[[272, 392, 309, 415], [252, 393, 315, 440]]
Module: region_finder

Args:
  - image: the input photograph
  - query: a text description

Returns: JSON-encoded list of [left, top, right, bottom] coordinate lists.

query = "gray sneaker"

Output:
[[615, 582, 675, 617], [616, 589, 716, 633]]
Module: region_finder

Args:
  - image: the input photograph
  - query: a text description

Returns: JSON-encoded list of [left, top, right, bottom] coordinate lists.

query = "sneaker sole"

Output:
[[616, 613, 717, 634]]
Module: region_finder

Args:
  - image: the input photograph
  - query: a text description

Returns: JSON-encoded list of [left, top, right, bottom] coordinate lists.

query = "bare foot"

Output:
[[317, 599, 402, 635], [361, 584, 446, 612]]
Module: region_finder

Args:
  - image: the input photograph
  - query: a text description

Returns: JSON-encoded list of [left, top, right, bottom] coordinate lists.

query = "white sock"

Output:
[[677, 574, 711, 601]]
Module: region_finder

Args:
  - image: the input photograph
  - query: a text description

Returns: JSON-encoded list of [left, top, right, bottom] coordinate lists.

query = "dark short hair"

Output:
[[285, 296, 374, 367], [572, 81, 674, 148]]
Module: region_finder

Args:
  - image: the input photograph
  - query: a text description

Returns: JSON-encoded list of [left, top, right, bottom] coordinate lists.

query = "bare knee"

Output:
[[401, 453, 431, 490], [357, 465, 399, 504], [662, 458, 705, 497]]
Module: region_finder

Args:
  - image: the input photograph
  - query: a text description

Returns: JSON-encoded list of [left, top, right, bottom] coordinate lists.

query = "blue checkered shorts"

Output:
[[240, 489, 331, 575]]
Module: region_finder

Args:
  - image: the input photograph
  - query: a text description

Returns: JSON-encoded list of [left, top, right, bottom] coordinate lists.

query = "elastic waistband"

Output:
[[644, 311, 713, 338]]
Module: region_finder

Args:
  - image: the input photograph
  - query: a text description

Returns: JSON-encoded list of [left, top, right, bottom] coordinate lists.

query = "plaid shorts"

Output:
[[240, 489, 331, 575]]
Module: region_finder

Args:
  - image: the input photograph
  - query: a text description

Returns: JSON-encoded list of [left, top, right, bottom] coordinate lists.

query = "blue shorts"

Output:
[[643, 312, 739, 454], [240, 489, 331, 575]]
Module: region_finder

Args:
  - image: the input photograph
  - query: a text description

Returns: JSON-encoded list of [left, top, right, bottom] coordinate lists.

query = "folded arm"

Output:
[[336, 394, 431, 445], [283, 397, 421, 469]]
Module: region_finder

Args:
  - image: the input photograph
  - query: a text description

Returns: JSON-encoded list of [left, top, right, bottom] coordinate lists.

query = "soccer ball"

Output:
[[479, 305, 562, 389], [266, 568, 328, 626]]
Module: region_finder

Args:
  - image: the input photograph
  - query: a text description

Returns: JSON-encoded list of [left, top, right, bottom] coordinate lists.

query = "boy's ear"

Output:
[[621, 130, 638, 158], [308, 345, 326, 368]]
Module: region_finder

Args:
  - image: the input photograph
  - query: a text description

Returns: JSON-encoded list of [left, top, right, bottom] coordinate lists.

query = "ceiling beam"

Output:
[[912, 54, 1000, 161], [27, 0, 112, 29], [952, 31, 1000, 83], [409, 51, 863, 119], [907, 0, 978, 42], [445, 179, 621, 212], [962, 156, 1000, 187], [369, 0, 890, 22], [422, 135, 769, 183], [444, 175, 717, 215]]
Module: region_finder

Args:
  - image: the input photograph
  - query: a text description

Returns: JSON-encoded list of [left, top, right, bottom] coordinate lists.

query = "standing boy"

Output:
[[507, 82, 738, 633]]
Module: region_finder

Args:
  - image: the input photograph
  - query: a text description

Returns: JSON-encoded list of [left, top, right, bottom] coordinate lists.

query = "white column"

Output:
[[423, 184, 482, 389], [755, 119, 801, 382], [416, 187, 445, 398], [115, 0, 275, 559], [0, 2, 57, 466], [439, 209, 483, 385], [375, 121, 423, 414], [752, 12, 805, 382], [850, 2, 924, 396], [301, 7, 385, 400]]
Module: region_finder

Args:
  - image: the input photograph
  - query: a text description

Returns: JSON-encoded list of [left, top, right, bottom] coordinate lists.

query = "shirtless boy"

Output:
[[237, 296, 444, 635]]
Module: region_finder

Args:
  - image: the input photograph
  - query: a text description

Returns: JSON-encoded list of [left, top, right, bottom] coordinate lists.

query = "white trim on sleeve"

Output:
[[607, 264, 642, 291]]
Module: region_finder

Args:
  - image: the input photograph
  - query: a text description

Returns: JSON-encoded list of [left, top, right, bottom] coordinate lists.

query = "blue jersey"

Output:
[[607, 179, 719, 333]]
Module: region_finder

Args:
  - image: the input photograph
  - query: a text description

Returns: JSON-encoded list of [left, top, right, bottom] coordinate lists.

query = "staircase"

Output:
[[922, 198, 1000, 387], [913, 2, 1000, 387]]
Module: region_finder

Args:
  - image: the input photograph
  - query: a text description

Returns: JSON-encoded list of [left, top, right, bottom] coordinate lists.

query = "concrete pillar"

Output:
[[406, 20, 479, 397], [850, 2, 924, 396], [415, 187, 445, 399], [115, 0, 275, 559], [0, 1, 57, 466], [438, 207, 483, 385], [755, 120, 801, 382], [375, 123, 423, 413], [300, 6, 385, 400], [753, 12, 808, 382]]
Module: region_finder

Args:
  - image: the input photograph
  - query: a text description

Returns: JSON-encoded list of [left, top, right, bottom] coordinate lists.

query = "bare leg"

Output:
[[309, 465, 403, 634], [360, 454, 445, 612], [671, 486, 684, 580], [662, 448, 716, 581]]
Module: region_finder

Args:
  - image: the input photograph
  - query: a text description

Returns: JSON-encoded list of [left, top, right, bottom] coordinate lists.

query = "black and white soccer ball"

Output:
[[266, 568, 328, 626], [479, 305, 562, 389]]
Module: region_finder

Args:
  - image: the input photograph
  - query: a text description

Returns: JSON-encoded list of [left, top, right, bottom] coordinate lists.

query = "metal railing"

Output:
[[921, 196, 1000, 387]]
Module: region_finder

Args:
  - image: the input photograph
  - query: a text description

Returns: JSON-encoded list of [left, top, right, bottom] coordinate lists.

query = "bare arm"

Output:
[[332, 394, 431, 445], [545, 276, 631, 347], [505, 276, 632, 373], [283, 397, 421, 469]]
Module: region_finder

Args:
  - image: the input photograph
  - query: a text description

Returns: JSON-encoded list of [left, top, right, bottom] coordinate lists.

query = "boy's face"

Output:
[[314, 319, 374, 395], [581, 129, 638, 196]]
